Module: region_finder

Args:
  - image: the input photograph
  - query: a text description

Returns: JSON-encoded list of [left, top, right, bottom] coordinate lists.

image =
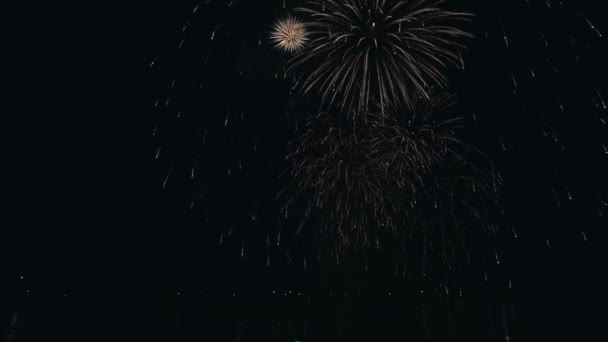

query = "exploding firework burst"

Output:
[[270, 16, 309, 53], [279, 111, 401, 254], [286, 0, 472, 117], [279, 92, 475, 255], [368, 92, 465, 180]]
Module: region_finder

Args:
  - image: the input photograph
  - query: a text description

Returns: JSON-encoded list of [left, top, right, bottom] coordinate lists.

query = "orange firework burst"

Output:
[[270, 16, 308, 53]]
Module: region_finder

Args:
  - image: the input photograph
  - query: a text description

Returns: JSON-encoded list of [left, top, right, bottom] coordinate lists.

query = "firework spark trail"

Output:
[[278, 92, 500, 256], [467, 0, 608, 248], [280, 111, 402, 253], [368, 92, 466, 179], [285, 0, 472, 117], [371, 94, 503, 260]]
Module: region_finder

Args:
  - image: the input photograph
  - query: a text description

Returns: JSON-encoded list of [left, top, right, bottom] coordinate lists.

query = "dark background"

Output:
[[3, 0, 607, 341]]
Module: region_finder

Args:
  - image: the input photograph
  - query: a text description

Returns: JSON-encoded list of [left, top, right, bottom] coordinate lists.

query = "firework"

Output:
[[279, 111, 399, 254], [367, 92, 465, 180], [278, 92, 475, 254], [413, 157, 502, 245], [270, 16, 309, 53], [378, 94, 503, 270], [286, 0, 472, 117]]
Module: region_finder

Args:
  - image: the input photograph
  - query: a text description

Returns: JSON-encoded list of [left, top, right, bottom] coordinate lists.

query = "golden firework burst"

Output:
[[270, 16, 308, 53]]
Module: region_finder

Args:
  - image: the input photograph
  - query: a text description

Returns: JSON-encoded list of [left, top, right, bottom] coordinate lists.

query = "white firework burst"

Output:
[[288, 0, 472, 117], [270, 16, 309, 53]]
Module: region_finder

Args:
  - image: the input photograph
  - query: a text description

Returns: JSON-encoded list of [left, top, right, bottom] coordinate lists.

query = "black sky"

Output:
[[3, 0, 607, 341]]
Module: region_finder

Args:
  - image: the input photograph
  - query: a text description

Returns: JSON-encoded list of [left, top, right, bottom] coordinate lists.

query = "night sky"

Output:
[[3, 0, 607, 341]]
